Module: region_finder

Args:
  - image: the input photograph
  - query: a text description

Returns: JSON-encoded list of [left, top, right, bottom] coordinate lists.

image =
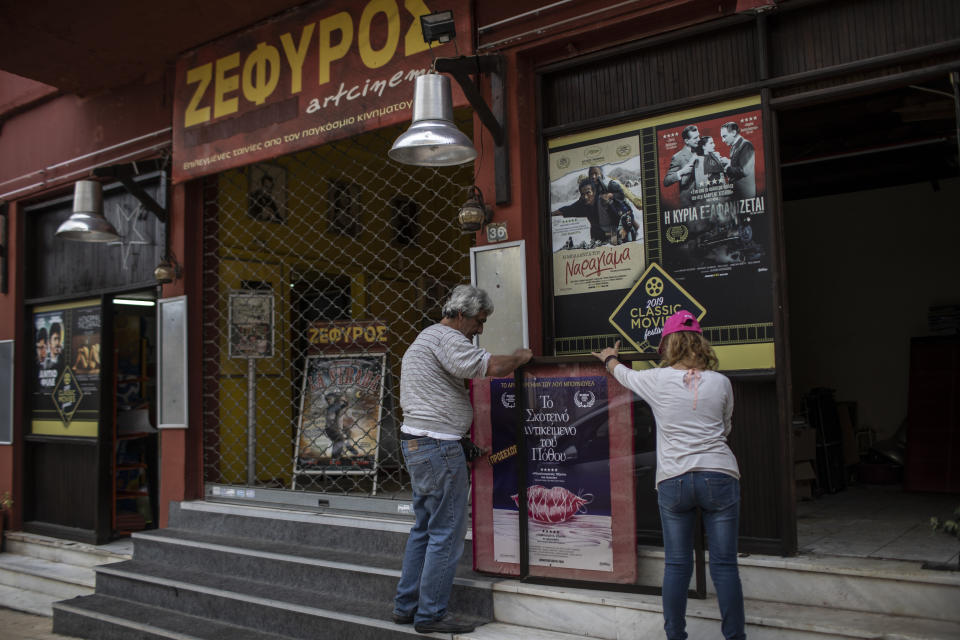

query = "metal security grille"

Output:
[[201, 112, 476, 500]]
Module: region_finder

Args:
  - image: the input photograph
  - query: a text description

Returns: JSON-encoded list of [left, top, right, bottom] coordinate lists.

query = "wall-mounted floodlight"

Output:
[[420, 10, 456, 44]]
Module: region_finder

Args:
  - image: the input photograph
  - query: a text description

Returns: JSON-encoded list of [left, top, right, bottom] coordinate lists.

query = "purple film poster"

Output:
[[490, 375, 613, 572]]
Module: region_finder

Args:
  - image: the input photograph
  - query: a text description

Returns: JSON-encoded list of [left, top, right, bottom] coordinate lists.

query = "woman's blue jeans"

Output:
[[657, 471, 746, 640], [393, 437, 469, 625]]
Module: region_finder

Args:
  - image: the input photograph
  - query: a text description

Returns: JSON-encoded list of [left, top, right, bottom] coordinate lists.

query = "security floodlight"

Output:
[[420, 10, 455, 44]]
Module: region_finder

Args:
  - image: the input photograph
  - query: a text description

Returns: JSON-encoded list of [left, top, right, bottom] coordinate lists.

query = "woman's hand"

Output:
[[591, 340, 620, 363]]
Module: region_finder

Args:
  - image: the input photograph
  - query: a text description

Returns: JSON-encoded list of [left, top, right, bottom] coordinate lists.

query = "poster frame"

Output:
[[29, 298, 103, 438], [228, 290, 275, 359], [292, 353, 388, 484], [470, 240, 529, 354], [0, 339, 12, 444], [544, 96, 775, 370], [158, 295, 188, 430], [472, 360, 638, 585]]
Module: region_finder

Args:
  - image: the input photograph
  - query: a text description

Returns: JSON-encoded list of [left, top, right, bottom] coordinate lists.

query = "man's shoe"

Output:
[[392, 611, 415, 625], [413, 615, 476, 634]]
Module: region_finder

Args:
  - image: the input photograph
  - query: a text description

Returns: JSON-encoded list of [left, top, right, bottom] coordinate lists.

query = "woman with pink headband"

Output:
[[592, 310, 745, 640]]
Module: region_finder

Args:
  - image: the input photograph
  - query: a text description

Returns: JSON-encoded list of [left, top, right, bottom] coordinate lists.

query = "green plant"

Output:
[[0, 492, 11, 511]]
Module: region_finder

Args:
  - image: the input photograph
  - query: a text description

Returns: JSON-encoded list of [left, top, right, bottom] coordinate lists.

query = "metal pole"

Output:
[[247, 357, 257, 485]]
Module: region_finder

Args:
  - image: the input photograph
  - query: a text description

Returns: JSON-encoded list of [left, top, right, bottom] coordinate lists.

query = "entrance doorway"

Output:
[[111, 294, 159, 538], [779, 78, 960, 560]]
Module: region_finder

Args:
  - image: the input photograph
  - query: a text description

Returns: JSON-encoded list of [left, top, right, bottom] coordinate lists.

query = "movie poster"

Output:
[[491, 376, 613, 572], [471, 363, 637, 583], [656, 107, 772, 327], [548, 134, 645, 297], [293, 354, 386, 475], [31, 300, 102, 436], [546, 98, 774, 364]]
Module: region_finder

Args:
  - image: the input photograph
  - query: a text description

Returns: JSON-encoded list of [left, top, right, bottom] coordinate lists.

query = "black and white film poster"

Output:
[[655, 104, 772, 330], [294, 354, 386, 474]]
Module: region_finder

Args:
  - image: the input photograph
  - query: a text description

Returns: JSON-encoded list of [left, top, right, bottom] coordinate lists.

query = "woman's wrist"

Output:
[[603, 354, 619, 372]]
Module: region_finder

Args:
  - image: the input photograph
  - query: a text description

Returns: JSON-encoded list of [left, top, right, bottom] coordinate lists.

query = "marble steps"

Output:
[[0, 531, 128, 617], [55, 559, 488, 640], [128, 527, 491, 617], [5, 531, 130, 567], [630, 546, 960, 624], [0, 582, 62, 617], [734, 551, 960, 624], [491, 580, 960, 640], [48, 500, 960, 640], [164, 501, 417, 555], [54, 595, 300, 640]]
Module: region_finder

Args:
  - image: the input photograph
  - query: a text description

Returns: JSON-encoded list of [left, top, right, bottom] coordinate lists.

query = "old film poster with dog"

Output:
[[293, 354, 386, 476]]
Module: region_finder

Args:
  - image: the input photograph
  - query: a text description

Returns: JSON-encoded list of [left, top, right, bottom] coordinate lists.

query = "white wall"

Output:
[[784, 177, 960, 440]]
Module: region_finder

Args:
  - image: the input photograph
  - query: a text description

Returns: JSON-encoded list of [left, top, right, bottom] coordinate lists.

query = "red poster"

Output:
[[172, 0, 472, 182]]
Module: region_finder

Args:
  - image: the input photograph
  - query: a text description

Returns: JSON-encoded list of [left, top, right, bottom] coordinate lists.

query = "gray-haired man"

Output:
[[393, 284, 532, 634]]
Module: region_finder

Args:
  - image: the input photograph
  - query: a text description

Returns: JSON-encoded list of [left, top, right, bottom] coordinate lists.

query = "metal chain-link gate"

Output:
[[201, 112, 476, 501]]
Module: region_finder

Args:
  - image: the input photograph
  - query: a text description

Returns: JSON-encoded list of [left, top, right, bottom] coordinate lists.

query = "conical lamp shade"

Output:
[[56, 180, 120, 242], [389, 73, 477, 166]]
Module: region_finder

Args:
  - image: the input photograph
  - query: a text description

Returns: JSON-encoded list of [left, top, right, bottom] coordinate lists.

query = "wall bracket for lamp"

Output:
[[435, 55, 510, 204], [92, 160, 168, 223]]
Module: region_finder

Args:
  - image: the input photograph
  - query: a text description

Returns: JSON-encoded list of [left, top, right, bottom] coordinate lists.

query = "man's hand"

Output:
[[487, 348, 533, 377], [460, 437, 488, 463]]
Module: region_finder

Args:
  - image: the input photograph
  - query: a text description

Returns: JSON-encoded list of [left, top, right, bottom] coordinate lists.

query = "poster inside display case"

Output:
[[471, 362, 637, 583], [228, 291, 274, 359], [30, 299, 103, 437], [548, 97, 774, 369]]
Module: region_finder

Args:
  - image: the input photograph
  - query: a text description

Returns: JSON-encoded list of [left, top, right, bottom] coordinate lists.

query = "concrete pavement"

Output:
[[0, 607, 73, 639]]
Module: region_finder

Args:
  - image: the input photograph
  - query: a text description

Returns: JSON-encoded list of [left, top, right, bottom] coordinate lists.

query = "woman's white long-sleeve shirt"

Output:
[[611, 364, 740, 486]]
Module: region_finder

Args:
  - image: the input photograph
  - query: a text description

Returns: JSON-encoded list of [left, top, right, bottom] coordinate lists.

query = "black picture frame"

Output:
[[247, 163, 287, 223]]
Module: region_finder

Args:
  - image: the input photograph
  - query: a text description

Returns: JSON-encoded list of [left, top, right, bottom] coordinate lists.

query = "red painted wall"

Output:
[[0, 76, 170, 201], [0, 75, 172, 531]]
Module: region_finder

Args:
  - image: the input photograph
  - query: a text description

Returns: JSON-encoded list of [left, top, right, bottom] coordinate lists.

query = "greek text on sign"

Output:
[[173, 0, 472, 182], [308, 320, 388, 353], [608, 262, 705, 353]]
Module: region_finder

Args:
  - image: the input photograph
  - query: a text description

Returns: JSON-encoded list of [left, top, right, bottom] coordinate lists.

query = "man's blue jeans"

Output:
[[657, 471, 746, 640], [393, 437, 469, 625]]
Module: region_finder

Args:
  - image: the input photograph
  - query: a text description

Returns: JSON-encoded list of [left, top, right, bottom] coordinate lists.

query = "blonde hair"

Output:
[[660, 331, 719, 370]]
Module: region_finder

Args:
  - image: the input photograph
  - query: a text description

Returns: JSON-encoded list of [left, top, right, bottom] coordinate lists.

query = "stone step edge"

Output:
[[57, 594, 592, 640], [124, 531, 495, 591], [0, 552, 96, 587], [173, 501, 954, 586], [74, 571, 462, 638], [54, 596, 286, 640], [0, 582, 59, 617], [4, 531, 131, 560], [462, 623, 598, 640], [491, 580, 960, 639], [173, 500, 474, 540]]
